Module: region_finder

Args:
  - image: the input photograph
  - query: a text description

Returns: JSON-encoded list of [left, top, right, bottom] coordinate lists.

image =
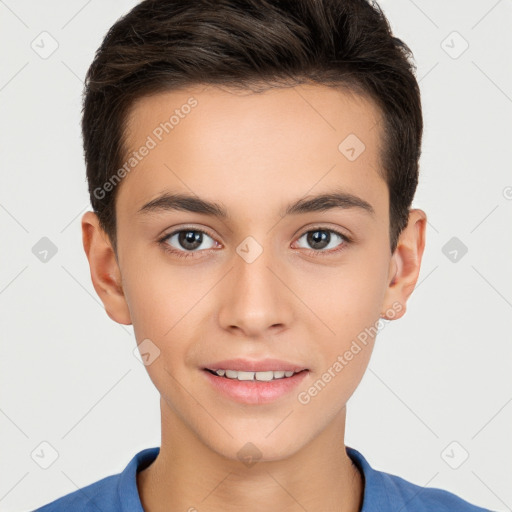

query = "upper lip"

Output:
[[203, 358, 308, 373]]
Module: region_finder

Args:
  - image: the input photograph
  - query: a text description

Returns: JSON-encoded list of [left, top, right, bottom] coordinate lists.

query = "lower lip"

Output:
[[202, 369, 309, 405]]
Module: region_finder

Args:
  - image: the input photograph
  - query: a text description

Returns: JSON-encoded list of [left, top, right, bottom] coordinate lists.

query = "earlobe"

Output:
[[381, 209, 427, 320], [81, 211, 132, 325]]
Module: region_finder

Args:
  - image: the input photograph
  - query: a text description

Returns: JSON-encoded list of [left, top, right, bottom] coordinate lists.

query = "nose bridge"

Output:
[[217, 234, 292, 335]]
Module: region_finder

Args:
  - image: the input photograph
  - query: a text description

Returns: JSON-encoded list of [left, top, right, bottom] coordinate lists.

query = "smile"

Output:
[[206, 369, 301, 381], [203, 368, 309, 404]]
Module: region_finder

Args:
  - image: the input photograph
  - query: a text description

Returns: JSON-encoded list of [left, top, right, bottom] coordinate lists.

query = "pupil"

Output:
[[308, 230, 329, 249], [179, 230, 202, 250]]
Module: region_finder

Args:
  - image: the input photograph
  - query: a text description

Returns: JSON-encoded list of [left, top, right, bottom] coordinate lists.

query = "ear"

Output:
[[381, 209, 427, 320], [81, 211, 132, 325]]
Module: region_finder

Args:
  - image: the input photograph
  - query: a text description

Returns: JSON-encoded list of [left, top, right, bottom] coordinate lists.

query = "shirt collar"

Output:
[[346, 445, 399, 510], [118, 446, 160, 512]]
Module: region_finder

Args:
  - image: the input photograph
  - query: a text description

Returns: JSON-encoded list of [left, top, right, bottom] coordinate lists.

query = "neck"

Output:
[[137, 399, 364, 512]]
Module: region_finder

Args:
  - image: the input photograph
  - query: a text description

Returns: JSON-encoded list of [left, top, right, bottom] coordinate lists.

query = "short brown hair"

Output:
[[82, 0, 423, 256]]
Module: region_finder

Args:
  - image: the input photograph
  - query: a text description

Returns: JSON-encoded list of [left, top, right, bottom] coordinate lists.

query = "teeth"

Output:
[[212, 369, 299, 381]]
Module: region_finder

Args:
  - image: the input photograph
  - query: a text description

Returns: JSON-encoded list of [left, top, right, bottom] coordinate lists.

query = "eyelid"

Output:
[[297, 224, 352, 242], [160, 224, 219, 242]]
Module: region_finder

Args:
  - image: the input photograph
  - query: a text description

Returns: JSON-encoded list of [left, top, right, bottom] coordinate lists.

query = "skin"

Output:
[[82, 83, 426, 512]]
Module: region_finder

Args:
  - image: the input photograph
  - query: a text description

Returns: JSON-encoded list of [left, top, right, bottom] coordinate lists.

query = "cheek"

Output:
[[304, 252, 388, 384], [121, 262, 196, 392], [121, 242, 186, 320], [121, 253, 212, 371], [309, 257, 387, 334], [297, 278, 383, 414], [120, 251, 182, 346]]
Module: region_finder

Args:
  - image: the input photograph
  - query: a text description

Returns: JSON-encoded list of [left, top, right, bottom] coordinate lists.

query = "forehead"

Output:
[[117, 83, 386, 218]]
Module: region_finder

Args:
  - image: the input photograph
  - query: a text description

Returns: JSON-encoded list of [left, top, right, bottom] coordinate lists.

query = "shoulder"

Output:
[[32, 447, 160, 512], [32, 474, 120, 511], [346, 446, 496, 512], [377, 469, 494, 512]]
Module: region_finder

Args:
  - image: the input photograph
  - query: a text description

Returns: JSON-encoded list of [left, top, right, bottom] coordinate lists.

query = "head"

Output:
[[82, 0, 426, 462]]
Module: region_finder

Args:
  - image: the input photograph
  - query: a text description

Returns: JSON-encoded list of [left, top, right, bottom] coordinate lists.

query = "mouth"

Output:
[[202, 367, 310, 404], [204, 368, 308, 381]]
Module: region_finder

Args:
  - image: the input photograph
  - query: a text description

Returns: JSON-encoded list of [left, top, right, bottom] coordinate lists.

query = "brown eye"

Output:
[[176, 230, 204, 251], [159, 228, 217, 257], [295, 228, 349, 254]]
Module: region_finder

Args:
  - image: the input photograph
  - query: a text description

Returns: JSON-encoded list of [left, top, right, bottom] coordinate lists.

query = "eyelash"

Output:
[[157, 226, 352, 259]]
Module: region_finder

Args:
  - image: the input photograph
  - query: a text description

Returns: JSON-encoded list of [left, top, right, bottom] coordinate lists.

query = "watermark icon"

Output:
[[237, 441, 262, 468], [31, 31, 59, 59], [441, 441, 469, 469], [440, 31, 469, 60], [442, 236, 468, 263], [32, 236, 58, 263], [31, 441, 59, 469], [297, 301, 402, 405], [93, 97, 198, 201], [236, 236, 264, 264], [133, 338, 161, 366], [338, 133, 366, 162]]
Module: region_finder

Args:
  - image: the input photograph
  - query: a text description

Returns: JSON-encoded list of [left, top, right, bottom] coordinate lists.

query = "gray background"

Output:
[[1, 0, 511, 510]]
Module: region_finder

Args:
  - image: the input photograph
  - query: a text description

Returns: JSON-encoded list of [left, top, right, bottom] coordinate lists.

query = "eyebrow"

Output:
[[137, 189, 375, 218]]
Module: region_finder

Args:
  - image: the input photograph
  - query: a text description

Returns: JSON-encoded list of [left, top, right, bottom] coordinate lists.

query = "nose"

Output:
[[217, 241, 294, 338]]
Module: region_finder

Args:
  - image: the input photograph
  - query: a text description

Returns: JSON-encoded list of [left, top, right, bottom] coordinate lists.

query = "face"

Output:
[[83, 83, 424, 462]]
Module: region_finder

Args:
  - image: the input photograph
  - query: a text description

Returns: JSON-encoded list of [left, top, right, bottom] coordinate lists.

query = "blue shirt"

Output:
[[33, 446, 494, 511]]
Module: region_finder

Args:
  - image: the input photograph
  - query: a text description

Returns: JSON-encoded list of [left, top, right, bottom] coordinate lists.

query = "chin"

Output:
[[203, 429, 304, 465]]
